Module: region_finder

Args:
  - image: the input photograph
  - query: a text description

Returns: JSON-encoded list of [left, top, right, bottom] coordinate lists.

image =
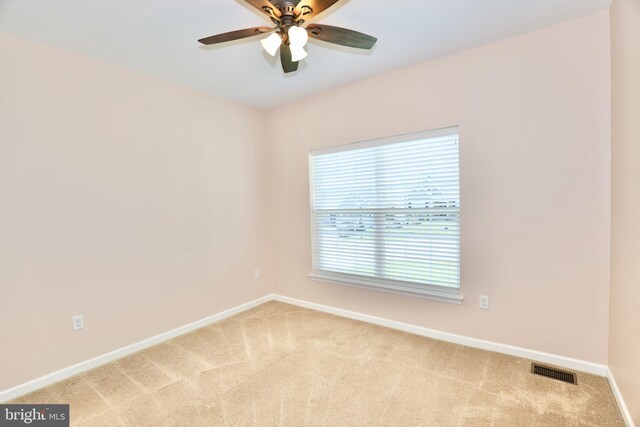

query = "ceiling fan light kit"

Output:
[[198, 0, 377, 74], [261, 32, 282, 56], [288, 25, 309, 47], [290, 44, 308, 62]]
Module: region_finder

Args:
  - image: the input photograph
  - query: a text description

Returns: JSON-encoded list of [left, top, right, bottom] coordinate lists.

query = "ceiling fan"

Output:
[[198, 0, 377, 73]]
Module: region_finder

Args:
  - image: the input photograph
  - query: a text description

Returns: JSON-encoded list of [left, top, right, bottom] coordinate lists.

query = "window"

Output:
[[308, 127, 461, 303]]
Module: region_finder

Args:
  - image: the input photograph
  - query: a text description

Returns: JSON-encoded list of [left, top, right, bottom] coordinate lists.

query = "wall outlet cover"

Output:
[[72, 314, 85, 331]]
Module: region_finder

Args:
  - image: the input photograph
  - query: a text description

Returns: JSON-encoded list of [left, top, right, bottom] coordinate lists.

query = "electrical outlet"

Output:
[[479, 296, 489, 310], [72, 314, 84, 331], [254, 268, 260, 279]]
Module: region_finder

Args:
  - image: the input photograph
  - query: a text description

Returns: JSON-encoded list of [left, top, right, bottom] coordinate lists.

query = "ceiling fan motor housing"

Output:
[[280, 3, 297, 15], [269, 1, 307, 43]]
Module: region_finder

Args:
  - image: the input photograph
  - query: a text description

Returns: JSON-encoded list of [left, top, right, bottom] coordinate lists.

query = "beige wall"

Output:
[[0, 8, 616, 394], [610, 0, 640, 424], [267, 12, 612, 363], [0, 33, 272, 391]]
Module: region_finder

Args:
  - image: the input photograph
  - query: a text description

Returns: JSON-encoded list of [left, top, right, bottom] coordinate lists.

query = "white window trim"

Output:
[[308, 272, 464, 304], [308, 127, 463, 304]]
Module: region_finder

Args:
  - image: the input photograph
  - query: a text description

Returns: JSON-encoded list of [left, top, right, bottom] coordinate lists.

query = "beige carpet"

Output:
[[11, 301, 624, 426]]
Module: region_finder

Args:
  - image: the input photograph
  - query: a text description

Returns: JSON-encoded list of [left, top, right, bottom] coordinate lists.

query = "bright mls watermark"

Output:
[[0, 405, 69, 426]]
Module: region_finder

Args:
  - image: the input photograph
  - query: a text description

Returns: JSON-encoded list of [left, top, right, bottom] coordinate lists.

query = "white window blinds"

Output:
[[309, 128, 460, 298]]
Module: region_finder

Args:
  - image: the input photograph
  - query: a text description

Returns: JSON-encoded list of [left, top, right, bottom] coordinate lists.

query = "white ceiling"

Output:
[[0, 0, 611, 109]]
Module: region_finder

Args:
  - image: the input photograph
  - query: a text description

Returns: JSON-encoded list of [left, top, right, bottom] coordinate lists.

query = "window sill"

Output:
[[308, 272, 464, 305]]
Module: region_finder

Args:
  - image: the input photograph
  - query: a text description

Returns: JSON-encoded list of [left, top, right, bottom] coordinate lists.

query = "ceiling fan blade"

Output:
[[281, 44, 299, 73], [198, 27, 274, 45], [306, 24, 377, 49], [294, 0, 341, 21], [242, 0, 281, 19]]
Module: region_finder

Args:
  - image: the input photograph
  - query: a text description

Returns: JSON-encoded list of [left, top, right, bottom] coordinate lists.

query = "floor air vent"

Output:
[[531, 363, 578, 385]]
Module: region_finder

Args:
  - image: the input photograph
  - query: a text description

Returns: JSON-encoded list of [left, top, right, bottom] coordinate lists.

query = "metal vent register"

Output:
[[531, 363, 578, 385]]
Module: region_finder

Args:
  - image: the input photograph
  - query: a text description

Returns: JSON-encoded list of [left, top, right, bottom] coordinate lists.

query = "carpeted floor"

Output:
[[11, 301, 624, 426]]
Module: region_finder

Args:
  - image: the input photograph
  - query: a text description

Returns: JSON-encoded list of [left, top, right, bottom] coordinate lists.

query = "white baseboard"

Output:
[[607, 367, 636, 427], [1, 292, 621, 418], [0, 294, 274, 403], [272, 294, 608, 377]]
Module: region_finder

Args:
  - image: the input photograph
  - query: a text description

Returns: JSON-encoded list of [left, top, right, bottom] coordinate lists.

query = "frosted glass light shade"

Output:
[[288, 26, 308, 47], [261, 33, 282, 56], [290, 44, 308, 62]]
